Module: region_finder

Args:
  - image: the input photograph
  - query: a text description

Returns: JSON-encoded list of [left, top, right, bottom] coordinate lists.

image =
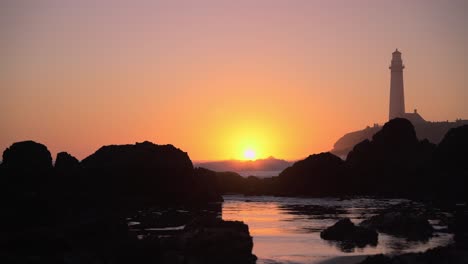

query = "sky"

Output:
[[1, 0, 467, 161]]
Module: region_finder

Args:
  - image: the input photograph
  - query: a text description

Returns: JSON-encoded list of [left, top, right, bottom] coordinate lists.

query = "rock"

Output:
[[346, 118, 436, 196], [320, 218, 378, 249], [453, 205, 468, 249], [359, 254, 392, 264], [1, 141, 52, 170], [81, 141, 193, 174], [359, 245, 468, 264], [372, 118, 419, 147], [360, 211, 433, 241], [80, 141, 220, 203], [55, 152, 80, 171], [434, 125, 468, 170], [182, 217, 257, 264], [279, 152, 346, 196], [434, 125, 468, 200], [0, 141, 53, 195]]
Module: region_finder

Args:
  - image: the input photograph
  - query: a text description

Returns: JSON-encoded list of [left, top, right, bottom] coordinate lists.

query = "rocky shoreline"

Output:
[[0, 118, 467, 263]]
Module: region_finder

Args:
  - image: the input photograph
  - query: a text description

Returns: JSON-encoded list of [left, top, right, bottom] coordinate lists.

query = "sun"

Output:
[[243, 149, 256, 160]]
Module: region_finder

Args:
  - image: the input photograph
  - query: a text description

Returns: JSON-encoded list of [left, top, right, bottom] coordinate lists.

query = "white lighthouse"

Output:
[[389, 49, 405, 120]]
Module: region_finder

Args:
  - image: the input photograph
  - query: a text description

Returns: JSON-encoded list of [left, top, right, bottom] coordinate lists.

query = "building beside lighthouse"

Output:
[[388, 49, 425, 123]]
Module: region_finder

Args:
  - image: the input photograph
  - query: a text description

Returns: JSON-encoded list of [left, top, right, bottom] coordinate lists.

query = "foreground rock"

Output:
[[181, 217, 257, 264], [359, 245, 468, 264], [321, 218, 378, 250], [360, 211, 433, 241]]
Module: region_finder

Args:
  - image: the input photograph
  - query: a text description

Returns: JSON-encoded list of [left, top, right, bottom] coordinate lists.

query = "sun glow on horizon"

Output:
[[225, 120, 282, 161], [243, 149, 256, 160]]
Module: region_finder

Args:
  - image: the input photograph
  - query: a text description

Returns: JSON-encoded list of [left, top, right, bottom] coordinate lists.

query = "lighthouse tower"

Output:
[[389, 49, 405, 120]]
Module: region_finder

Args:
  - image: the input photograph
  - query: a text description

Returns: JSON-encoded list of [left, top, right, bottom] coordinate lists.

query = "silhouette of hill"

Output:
[[196, 156, 291, 175]]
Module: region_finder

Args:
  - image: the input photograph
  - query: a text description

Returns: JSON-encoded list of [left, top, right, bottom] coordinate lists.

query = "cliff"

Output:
[[332, 119, 468, 158]]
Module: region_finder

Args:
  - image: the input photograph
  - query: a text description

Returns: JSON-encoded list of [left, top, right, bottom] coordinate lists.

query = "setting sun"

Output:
[[244, 149, 256, 160]]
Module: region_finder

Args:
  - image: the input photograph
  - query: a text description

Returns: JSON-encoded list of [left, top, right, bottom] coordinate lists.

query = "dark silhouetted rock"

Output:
[[360, 211, 433, 241], [194, 167, 280, 196], [80, 141, 220, 203], [55, 151, 80, 171], [359, 245, 468, 264], [1, 141, 52, 170], [346, 118, 436, 196], [214, 171, 247, 193], [331, 125, 381, 158], [0, 141, 54, 196], [453, 205, 468, 249], [435, 125, 468, 169], [279, 152, 346, 196], [320, 218, 378, 249], [372, 118, 418, 146], [433, 125, 468, 200], [182, 217, 256, 264], [332, 119, 468, 158]]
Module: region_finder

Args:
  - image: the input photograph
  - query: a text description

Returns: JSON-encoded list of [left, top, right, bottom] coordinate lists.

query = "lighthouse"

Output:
[[389, 49, 405, 120]]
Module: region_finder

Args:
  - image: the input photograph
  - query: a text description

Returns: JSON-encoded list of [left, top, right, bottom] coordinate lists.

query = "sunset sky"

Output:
[[1, 0, 467, 161]]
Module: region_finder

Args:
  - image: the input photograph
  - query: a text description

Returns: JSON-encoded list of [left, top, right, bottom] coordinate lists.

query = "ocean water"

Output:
[[222, 195, 453, 264]]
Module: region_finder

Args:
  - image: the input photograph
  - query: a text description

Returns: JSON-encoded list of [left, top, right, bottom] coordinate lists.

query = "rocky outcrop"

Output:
[[194, 167, 279, 195], [360, 211, 433, 241], [1, 141, 52, 170], [80, 141, 220, 203], [181, 217, 256, 264], [0, 140, 54, 196], [434, 125, 468, 169], [279, 152, 346, 196], [346, 118, 436, 195], [331, 125, 381, 158], [453, 205, 468, 249], [359, 245, 468, 264], [433, 125, 468, 200], [321, 218, 378, 249], [332, 119, 468, 158], [55, 152, 80, 171]]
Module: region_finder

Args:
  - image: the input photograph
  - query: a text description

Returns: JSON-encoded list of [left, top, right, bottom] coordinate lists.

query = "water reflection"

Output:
[[222, 195, 453, 264]]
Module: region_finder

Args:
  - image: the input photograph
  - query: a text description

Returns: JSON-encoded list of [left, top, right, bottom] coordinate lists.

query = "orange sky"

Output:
[[1, 0, 467, 161]]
